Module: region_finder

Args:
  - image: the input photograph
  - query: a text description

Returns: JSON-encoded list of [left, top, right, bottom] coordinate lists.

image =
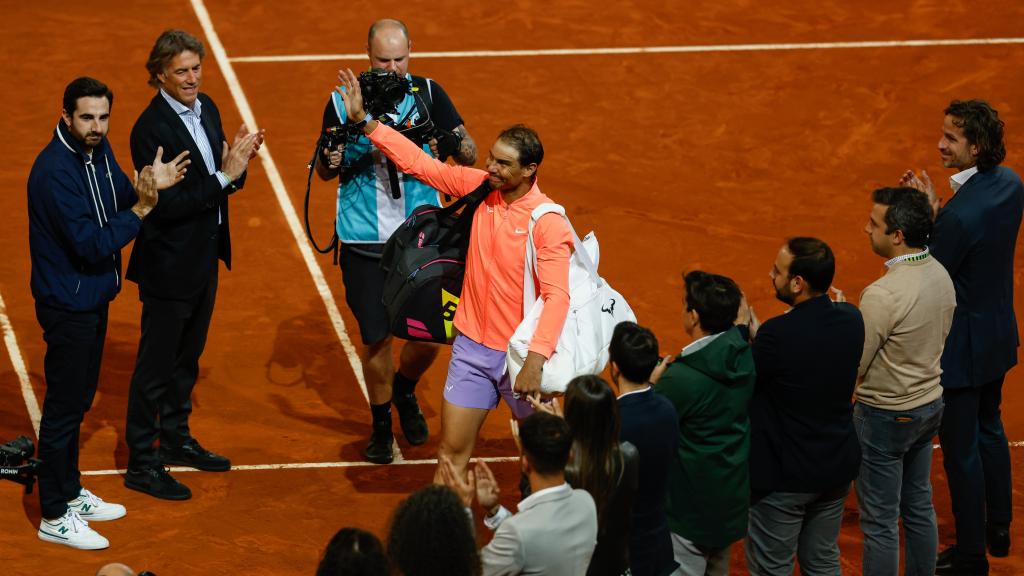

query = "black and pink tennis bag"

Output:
[[380, 182, 490, 343]]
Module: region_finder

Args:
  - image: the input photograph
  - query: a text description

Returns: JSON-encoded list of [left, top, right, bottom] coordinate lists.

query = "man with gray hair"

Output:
[[124, 29, 264, 501]]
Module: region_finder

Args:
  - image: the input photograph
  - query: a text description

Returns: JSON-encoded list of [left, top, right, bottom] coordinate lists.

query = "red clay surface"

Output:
[[2, 1, 1024, 573]]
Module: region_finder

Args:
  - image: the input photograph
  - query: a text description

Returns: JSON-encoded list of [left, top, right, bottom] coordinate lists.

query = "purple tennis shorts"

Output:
[[443, 334, 534, 419]]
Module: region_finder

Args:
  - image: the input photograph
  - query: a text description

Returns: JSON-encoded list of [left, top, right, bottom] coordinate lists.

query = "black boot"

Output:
[[392, 372, 428, 446], [364, 404, 394, 464], [987, 523, 1010, 557]]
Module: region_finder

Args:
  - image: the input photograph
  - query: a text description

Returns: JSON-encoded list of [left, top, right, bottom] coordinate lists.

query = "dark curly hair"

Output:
[[387, 485, 481, 576], [945, 99, 1006, 172]]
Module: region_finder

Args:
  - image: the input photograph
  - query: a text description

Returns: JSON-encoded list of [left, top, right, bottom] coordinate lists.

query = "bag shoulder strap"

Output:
[[410, 75, 433, 124], [521, 203, 602, 315]]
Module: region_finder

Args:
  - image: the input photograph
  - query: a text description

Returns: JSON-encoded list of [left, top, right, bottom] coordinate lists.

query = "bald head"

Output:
[[96, 563, 135, 576], [367, 19, 411, 77]]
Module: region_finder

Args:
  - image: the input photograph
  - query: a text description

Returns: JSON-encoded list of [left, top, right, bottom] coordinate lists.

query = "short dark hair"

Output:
[[519, 411, 572, 475], [497, 124, 544, 169], [609, 322, 660, 383], [945, 99, 1006, 172], [146, 30, 205, 88], [63, 77, 113, 116], [367, 19, 410, 46], [316, 527, 387, 576], [871, 187, 934, 248], [388, 485, 481, 576], [684, 271, 742, 334], [786, 237, 835, 293]]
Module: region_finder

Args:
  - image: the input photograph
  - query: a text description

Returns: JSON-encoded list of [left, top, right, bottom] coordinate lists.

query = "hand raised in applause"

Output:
[[149, 146, 190, 190], [335, 68, 369, 125], [899, 169, 941, 216], [131, 166, 158, 220], [439, 454, 476, 508], [220, 124, 265, 182], [473, 460, 501, 515]]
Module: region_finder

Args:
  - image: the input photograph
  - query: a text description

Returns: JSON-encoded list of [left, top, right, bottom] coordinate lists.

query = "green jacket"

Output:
[[655, 326, 756, 548]]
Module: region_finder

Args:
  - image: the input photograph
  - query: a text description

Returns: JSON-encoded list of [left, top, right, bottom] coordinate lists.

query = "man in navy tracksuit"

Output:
[[27, 77, 186, 550]]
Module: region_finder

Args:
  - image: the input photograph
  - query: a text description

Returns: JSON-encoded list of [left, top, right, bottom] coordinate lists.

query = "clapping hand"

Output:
[[150, 146, 190, 190], [899, 169, 941, 215], [440, 454, 476, 508]]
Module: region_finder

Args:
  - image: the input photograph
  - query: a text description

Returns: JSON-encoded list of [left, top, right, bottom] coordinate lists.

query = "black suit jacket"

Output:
[[749, 295, 864, 497], [127, 92, 246, 300], [931, 166, 1024, 388]]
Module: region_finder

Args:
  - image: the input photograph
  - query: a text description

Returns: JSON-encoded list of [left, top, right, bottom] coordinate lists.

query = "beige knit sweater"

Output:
[[856, 255, 956, 411]]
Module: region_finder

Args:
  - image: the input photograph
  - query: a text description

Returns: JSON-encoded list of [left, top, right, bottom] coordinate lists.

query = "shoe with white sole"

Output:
[[38, 509, 109, 550], [68, 488, 126, 521]]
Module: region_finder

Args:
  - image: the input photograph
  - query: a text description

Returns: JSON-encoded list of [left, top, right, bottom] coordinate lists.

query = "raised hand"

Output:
[[131, 166, 159, 219], [335, 68, 368, 124], [648, 355, 674, 384], [474, 460, 501, 513], [150, 146, 190, 190], [527, 395, 563, 418], [439, 454, 475, 508], [220, 124, 261, 183], [900, 169, 941, 215]]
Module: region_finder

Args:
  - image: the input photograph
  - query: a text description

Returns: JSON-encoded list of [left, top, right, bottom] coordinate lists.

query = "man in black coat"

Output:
[[124, 29, 264, 500], [901, 99, 1023, 575], [745, 237, 864, 576]]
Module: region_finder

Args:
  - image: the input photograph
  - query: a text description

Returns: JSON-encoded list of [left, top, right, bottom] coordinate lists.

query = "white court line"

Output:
[[0, 290, 41, 438], [229, 37, 1024, 63], [189, 0, 402, 462], [80, 456, 521, 476]]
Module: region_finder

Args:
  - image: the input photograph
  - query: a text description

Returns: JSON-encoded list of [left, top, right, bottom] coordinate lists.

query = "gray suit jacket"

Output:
[[482, 483, 598, 576]]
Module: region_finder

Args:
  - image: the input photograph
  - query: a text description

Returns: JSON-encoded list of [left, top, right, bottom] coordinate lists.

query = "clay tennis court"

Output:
[[2, 0, 1023, 573]]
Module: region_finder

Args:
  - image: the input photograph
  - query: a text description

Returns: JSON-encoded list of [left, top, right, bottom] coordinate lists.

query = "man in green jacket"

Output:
[[655, 270, 756, 576]]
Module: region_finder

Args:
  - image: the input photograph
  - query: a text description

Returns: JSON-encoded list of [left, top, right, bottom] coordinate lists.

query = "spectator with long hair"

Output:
[[563, 375, 639, 576], [387, 485, 481, 576]]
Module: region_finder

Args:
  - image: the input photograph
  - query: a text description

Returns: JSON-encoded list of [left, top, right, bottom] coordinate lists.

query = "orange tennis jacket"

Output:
[[368, 123, 572, 358]]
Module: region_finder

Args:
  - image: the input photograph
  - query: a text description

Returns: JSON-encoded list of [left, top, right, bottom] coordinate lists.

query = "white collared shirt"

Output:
[[617, 386, 651, 400], [884, 246, 930, 269], [949, 166, 978, 193], [680, 331, 724, 358], [482, 482, 571, 530]]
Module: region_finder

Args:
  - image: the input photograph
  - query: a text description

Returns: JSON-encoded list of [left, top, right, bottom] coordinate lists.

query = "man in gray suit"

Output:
[[443, 412, 598, 576]]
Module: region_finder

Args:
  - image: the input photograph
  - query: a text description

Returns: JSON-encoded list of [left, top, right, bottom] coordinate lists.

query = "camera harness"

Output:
[[303, 77, 438, 263]]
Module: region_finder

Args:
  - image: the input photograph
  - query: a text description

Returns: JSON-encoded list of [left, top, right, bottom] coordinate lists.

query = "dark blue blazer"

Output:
[[749, 295, 864, 497], [618, 387, 679, 576], [931, 166, 1024, 388], [127, 92, 246, 301]]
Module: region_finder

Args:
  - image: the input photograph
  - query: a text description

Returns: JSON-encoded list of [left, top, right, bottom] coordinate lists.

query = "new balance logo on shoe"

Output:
[[38, 510, 109, 550]]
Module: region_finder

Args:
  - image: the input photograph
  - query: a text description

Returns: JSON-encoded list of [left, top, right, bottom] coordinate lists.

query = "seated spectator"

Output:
[[316, 527, 387, 576], [609, 321, 681, 576], [653, 271, 755, 576], [442, 412, 598, 575], [388, 484, 481, 576], [562, 375, 639, 576]]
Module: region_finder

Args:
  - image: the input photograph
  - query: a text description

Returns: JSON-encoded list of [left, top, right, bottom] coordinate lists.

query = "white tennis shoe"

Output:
[[68, 487, 127, 521], [38, 509, 109, 550]]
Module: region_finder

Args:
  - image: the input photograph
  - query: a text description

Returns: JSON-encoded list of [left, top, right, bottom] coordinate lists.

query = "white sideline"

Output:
[[228, 37, 1024, 63], [0, 290, 41, 437], [80, 456, 521, 476], [188, 0, 400, 460]]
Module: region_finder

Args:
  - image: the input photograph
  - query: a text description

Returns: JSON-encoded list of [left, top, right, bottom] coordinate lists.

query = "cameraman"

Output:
[[316, 18, 476, 464]]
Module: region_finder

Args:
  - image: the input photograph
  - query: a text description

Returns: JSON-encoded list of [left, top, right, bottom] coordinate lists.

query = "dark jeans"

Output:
[[35, 302, 108, 519], [126, 273, 217, 469], [939, 378, 1013, 556]]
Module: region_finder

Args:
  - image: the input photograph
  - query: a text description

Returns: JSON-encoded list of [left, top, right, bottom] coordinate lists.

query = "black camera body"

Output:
[[359, 69, 412, 119], [1, 435, 41, 493]]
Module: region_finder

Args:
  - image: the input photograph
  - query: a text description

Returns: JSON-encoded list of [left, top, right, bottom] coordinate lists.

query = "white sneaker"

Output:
[[68, 488, 127, 521], [38, 509, 109, 550]]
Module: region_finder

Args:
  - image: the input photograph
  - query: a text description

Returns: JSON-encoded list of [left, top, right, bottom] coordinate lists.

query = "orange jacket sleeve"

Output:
[[366, 123, 487, 197], [528, 213, 574, 358]]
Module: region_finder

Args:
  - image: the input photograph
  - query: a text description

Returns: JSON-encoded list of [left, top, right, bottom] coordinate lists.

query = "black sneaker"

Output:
[[124, 466, 192, 501], [364, 420, 394, 464], [393, 393, 429, 446], [987, 524, 1010, 557], [160, 439, 231, 472]]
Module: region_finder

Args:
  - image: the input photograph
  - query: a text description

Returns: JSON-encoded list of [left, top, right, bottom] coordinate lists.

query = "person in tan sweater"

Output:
[[855, 186, 955, 576]]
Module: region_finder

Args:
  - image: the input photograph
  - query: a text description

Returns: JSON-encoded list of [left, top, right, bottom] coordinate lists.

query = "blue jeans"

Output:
[[854, 398, 943, 576]]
